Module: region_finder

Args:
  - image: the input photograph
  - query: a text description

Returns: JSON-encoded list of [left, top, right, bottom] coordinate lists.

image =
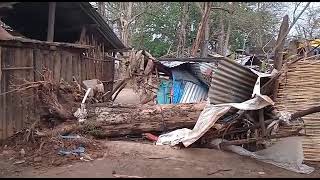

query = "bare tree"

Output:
[[191, 2, 212, 57], [176, 2, 189, 57], [97, 2, 105, 18]]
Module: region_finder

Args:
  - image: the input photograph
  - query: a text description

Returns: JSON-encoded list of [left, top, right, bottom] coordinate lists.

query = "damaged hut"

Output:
[[154, 53, 261, 105], [0, 2, 127, 139]]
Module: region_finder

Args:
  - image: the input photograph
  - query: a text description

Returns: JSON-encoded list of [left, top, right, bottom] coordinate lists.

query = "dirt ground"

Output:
[[1, 140, 320, 178]]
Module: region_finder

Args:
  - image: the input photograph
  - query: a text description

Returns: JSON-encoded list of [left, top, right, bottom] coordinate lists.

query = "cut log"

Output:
[[290, 105, 320, 120], [83, 103, 206, 138]]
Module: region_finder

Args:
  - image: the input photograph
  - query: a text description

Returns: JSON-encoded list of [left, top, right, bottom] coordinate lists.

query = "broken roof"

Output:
[[0, 2, 126, 50]]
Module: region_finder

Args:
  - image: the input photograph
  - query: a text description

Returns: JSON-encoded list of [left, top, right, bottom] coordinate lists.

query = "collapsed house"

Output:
[[155, 59, 214, 104], [0, 2, 127, 140], [153, 52, 267, 105]]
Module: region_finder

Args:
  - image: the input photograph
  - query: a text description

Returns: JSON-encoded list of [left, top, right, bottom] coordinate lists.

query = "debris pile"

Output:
[[114, 50, 158, 104], [1, 47, 320, 174], [0, 131, 104, 168]]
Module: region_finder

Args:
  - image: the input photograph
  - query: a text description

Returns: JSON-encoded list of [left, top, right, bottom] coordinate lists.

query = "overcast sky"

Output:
[[284, 2, 320, 36]]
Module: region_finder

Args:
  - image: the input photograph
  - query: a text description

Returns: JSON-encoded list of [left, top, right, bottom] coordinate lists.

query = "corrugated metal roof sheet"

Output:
[[179, 82, 208, 103], [80, 2, 126, 49], [208, 58, 258, 104], [190, 62, 218, 86], [171, 69, 202, 86], [160, 61, 191, 68], [0, 2, 126, 50]]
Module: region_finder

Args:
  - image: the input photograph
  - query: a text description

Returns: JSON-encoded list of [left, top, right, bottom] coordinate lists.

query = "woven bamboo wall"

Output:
[[275, 59, 320, 161]]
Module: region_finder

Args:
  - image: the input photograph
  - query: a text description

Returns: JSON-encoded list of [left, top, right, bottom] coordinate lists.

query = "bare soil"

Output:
[[1, 140, 320, 178]]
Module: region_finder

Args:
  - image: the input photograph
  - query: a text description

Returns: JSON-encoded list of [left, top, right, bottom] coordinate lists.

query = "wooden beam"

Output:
[[157, 57, 224, 63], [259, 109, 266, 137], [291, 105, 320, 120], [79, 26, 87, 43], [47, 2, 56, 42], [2, 67, 33, 70], [274, 15, 289, 70], [56, 24, 98, 33], [0, 47, 1, 82], [105, 48, 132, 53], [0, 2, 18, 8]]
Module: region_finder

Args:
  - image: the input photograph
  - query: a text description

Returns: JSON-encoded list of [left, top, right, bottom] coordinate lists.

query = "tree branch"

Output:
[[292, 2, 301, 20], [111, 17, 120, 23], [291, 105, 320, 120], [128, 11, 146, 25], [211, 7, 232, 14], [271, 2, 311, 56], [195, 2, 204, 14]]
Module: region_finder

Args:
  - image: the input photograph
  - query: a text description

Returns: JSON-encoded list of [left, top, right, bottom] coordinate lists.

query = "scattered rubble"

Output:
[[1, 46, 320, 175]]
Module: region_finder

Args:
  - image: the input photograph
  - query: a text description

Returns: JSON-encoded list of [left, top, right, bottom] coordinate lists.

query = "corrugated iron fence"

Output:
[[0, 43, 114, 140]]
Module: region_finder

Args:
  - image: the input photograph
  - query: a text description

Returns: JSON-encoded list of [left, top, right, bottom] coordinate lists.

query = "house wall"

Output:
[[275, 58, 320, 161], [0, 42, 115, 140]]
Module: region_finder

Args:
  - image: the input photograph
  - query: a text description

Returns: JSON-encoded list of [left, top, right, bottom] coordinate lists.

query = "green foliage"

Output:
[[104, 2, 288, 56], [131, 2, 181, 57]]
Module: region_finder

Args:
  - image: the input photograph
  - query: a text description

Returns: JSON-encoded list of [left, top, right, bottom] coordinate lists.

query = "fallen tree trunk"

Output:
[[82, 102, 206, 138]]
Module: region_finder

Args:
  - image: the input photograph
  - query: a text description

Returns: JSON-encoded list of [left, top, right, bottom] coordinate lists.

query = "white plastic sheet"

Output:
[[156, 105, 230, 147], [210, 137, 314, 174]]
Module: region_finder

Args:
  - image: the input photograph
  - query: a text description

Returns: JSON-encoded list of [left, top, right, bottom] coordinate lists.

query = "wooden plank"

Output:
[[103, 59, 110, 91], [14, 47, 23, 132], [24, 48, 35, 129], [49, 51, 55, 77], [2, 67, 33, 70], [77, 54, 81, 82], [157, 57, 224, 63], [94, 44, 98, 79], [79, 26, 86, 43], [98, 45, 103, 79], [66, 52, 73, 82], [33, 49, 42, 81], [101, 45, 104, 81], [87, 56, 92, 80], [5, 48, 14, 138], [0, 46, 3, 139], [86, 52, 89, 80], [72, 53, 78, 81], [80, 54, 85, 82], [82, 56, 113, 62], [31, 48, 39, 127], [259, 108, 266, 137], [42, 50, 49, 71], [0, 46, 1, 82], [47, 2, 56, 42], [60, 51, 67, 81], [53, 51, 61, 82]]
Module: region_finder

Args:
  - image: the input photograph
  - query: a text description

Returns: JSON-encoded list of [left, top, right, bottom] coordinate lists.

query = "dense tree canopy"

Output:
[[93, 2, 311, 57]]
